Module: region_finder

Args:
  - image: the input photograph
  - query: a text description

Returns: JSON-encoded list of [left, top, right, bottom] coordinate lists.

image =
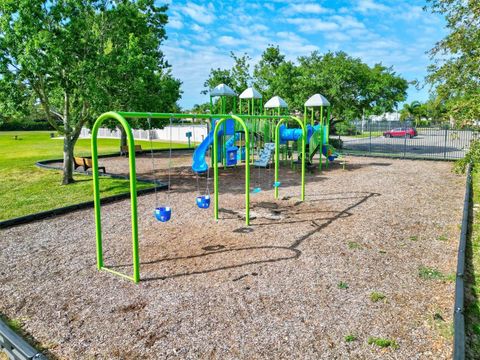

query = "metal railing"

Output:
[[0, 319, 46, 360], [339, 121, 479, 160]]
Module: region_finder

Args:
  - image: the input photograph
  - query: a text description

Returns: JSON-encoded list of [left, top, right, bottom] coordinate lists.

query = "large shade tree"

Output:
[[203, 47, 408, 129], [294, 51, 408, 125], [426, 0, 480, 126], [0, 0, 181, 184]]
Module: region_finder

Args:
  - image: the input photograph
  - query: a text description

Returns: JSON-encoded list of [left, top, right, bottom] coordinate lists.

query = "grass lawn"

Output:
[[347, 131, 384, 138], [466, 169, 480, 357], [0, 131, 188, 221]]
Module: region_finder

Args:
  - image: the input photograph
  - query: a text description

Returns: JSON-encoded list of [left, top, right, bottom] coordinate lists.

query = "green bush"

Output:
[[329, 137, 343, 149], [333, 121, 359, 136], [455, 139, 480, 174], [0, 119, 54, 131]]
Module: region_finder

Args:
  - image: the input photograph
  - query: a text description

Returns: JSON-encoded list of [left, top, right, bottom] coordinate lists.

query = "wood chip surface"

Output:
[[0, 155, 465, 359]]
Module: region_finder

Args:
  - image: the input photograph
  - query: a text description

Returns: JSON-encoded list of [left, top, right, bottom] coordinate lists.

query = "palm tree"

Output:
[[401, 101, 421, 126]]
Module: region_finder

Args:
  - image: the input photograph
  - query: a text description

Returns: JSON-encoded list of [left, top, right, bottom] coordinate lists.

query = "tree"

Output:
[[202, 52, 251, 95], [202, 48, 408, 131], [295, 51, 408, 126], [0, 0, 181, 184], [253, 45, 299, 105], [400, 101, 421, 124], [426, 0, 480, 126], [202, 52, 252, 113]]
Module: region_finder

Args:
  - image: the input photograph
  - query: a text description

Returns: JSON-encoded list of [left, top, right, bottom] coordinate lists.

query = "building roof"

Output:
[[239, 87, 262, 99], [304, 93, 330, 107], [210, 83, 237, 97]]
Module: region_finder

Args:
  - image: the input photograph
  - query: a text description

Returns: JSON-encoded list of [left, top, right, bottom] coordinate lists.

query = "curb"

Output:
[[340, 151, 457, 162], [0, 318, 47, 360], [0, 186, 162, 229], [453, 162, 472, 360], [0, 149, 195, 229]]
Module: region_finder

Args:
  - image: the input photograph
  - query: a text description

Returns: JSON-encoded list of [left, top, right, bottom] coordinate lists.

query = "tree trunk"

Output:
[[61, 90, 74, 185], [120, 126, 127, 149], [62, 135, 75, 184]]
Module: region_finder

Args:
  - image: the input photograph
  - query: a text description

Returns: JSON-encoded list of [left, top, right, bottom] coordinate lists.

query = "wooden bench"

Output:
[[74, 157, 105, 173], [120, 145, 143, 156]]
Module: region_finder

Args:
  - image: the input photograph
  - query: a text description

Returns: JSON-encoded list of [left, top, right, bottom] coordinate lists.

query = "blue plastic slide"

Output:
[[192, 128, 223, 173], [192, 129, 239, 173]]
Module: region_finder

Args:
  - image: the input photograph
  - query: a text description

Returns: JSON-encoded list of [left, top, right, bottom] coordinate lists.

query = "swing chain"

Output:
[[147, 115, 159, 207]]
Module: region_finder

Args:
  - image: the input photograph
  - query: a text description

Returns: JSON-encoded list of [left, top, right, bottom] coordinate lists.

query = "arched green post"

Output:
[[325, 106, 330, 168], [213, 115, 250, 226], [91, 111, 140, 283], [275, 116, 306, 201]]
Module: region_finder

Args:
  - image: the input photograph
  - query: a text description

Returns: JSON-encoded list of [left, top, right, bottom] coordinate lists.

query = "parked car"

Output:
[[383, 127, 418, 138]]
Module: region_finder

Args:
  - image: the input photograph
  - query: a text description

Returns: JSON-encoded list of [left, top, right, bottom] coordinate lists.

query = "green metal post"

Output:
[[91, 112, 140, 283], [326, 107, 331, 143], [319, 108, 323, 172], [311, 108, 314, 126], [275, 116, 306, 201], [213, 116, 250, 226], [325, 107, 330, 169]]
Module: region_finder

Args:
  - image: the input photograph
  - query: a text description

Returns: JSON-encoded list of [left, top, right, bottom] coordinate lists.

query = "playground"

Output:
[[0, 85, 468, 359], [0, 154, 464, 359]]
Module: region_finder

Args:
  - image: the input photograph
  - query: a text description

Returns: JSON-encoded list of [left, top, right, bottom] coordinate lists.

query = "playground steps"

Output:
[[253, 142, 275, 168], [308, 127, 323, 163]]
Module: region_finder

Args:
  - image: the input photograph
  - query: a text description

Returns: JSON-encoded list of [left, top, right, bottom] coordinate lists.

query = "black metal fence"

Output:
[[338, 120, 480, 160]]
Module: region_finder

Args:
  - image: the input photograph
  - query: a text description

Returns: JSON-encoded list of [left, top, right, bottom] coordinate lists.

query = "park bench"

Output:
[[120, 145, 143, 156], [74, 157, 105, 173]]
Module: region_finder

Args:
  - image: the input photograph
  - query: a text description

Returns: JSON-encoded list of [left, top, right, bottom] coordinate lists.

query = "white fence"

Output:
[[80, 124, 208, 143]]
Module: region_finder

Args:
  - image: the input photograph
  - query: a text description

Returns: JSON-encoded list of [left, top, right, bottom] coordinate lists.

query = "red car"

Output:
[[383, 127, 418, 138]]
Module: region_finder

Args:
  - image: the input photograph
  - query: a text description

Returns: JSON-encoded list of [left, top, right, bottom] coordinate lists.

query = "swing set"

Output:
[[90, 111, 306, 283]]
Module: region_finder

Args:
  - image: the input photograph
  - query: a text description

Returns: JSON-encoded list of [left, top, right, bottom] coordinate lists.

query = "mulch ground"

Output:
[[0, 155, 466, 359]]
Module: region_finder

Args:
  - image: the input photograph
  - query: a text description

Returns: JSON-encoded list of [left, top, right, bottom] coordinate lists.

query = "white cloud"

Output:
[[191, 23, 204, 33], [331, 15, 365, 29], [286, 18, 339, 33], [328, 32, 351, 42], [264, 3, 274, 11], [169, 19, 184, 29], [180, 2, 216, 24], [164, 0, 447, 108], [218, 36, 237, 46], [287, 3, 330, 15], [356, 0, 389, 13]]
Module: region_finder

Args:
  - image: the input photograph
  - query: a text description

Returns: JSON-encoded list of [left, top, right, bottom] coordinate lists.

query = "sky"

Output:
[[161, 0, 447, 110]]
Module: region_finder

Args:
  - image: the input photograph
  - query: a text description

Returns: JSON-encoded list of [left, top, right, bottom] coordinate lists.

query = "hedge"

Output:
[[0, 120, 54, 131]]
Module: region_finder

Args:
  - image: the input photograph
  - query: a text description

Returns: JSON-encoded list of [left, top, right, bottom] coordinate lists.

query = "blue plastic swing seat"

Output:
[[196, 195, 211, 209], [273, 181, 281, 188], [252, 187, 262, 194], [155, 206, 172, 222]]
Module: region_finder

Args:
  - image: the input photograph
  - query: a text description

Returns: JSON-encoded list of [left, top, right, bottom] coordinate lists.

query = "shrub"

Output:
[[329, 137, 343, 149], [334, 121, 358, 136], [455, 139, 480, 174], [0, 119, 54, 131]]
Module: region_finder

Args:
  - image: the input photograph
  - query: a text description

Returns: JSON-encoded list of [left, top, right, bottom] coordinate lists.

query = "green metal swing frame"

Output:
[[91, 111, 307, 283]]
